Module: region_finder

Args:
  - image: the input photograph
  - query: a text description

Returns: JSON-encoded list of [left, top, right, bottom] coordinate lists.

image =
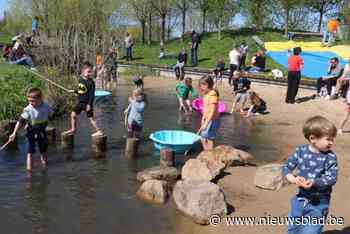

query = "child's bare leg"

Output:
[[339, 112, 350, 133], [64, 112, 77, 135], [230, 101, 238, 114], [27, 153, 33, 171], [40, 152, 48, 168], [201, 138, 208, 151], [185, 99, 192, 112], [89, 117, 102, 135], [206, 139, 214, 150]]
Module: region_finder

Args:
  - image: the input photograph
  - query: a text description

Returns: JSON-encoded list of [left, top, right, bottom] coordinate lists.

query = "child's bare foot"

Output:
[[92, 130, 104, 137], [63, 129, 75, 136]]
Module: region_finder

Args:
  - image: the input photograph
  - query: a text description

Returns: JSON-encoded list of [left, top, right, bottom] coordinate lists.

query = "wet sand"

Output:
[[142, 76, 350, 234]]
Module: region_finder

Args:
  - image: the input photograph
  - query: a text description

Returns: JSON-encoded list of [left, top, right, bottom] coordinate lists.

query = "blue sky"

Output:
[[0, 0, 8, 17]]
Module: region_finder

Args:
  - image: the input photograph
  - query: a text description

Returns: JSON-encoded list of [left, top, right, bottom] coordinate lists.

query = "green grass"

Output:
[[128, 28, 289, 74], [0, 33, 11, 45], [0, 59, 45, 120]]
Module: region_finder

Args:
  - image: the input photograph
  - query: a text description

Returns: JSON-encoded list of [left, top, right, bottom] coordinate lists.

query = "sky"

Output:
[[0, 0, 8, 18]]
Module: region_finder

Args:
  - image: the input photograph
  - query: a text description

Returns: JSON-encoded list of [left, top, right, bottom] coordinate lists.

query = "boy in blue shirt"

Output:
[[230, 71, 251, 114], [283, 115, 338, 234]]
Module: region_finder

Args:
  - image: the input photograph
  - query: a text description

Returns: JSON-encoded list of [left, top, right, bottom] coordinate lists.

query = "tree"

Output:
[[128, 0, 150, 44], [280, 0, 304, 35], [174, 0, 192, 41], [306, 0, 341, 32], [244, 0, 271, 32], [194, 0, 210, 33], [151, 0, 172, 44], [208, 0, 237, 40]]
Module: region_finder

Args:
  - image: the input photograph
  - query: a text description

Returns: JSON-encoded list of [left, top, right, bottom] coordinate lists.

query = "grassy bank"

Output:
[[126, 29, 288, 73], [0, 60, 45, 120]]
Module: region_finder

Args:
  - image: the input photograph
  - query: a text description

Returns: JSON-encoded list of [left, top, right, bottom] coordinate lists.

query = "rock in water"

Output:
[[254, 164, 286, 190], [137, 180, 170, 204], [173, 180, 227, 225], [181, 159, 225, 182], [136, 166, 180, 182]]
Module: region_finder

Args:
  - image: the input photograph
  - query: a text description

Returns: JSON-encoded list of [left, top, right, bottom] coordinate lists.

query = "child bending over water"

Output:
[[175, 77, 198, 113], [8, 88, 53, 171], [246, 90, 267, 117], [124, 88, 146, 138], [197, 76, 220, 150]]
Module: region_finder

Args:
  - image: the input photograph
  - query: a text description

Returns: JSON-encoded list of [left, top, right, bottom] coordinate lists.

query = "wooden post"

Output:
[[61, 132, 74, 148], [92, 134, 107, 158], [125, 137, 139, 159], [160, 148, 175, 168], [46, 126, 56, 144]]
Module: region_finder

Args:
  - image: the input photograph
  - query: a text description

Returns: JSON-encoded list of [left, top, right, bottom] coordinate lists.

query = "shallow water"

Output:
[[0, 79, 279, 234]]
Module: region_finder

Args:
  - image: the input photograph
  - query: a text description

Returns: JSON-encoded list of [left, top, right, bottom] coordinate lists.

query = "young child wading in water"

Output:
[[175, 77, 198, 113], [124, 88, 146, 138], [8, 88, 53, 171], [283, 116, 338, 234], [64, 62, 103, 136], [197, 76, 220, 150]]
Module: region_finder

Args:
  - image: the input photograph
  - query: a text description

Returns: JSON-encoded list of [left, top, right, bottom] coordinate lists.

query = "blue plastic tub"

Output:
[[95, 90, 112, 102], [149, 130, 201, 154]]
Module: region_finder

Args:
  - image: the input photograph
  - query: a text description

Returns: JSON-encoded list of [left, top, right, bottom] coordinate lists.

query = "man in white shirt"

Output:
[[229, 45, 241, 87]]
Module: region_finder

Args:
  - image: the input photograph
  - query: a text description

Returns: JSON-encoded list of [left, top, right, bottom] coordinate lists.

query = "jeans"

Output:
[[10, 56, 34, 67], [126, 46, 133, 61], [229, 64, 238, 86], [191, 47, 198, 66], [316, 77, 337, 95], [322, 31, 335, 45], [286, 71, 301, 103], [288, 196, 329, 234]]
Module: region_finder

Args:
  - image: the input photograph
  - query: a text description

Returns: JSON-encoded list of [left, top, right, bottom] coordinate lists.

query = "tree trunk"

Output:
[[167, 13, 171, 40], [181, 9, 186, 41], [284, 7, 290, 36], [318, 2, 325, 32], [44, 0, 50, 37], [161, 14, 166, 44], [148, 12, 152, 45], [202, 10, 207, 33], [218, 19, 222, 40], [141, 20, 146, 44]]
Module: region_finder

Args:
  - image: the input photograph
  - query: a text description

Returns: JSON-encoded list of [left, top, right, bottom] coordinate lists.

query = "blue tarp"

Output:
[[267, 51, 347, 79]]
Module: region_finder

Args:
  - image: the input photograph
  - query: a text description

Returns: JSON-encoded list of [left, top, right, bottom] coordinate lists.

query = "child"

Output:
[[197, 76, 220, 151], [230, 71, 251, 114], [213, 58, 225, 84], [124, 88, 145, 138], [8, 88, 52, 171], [133, 74, 144, 89], [246, 90, 267, 117], [175, 77, 198, 113], [338, 88, 350, 134], [282, 116, 337, 234], [175, 48, 187, 80], [64, 61, 102, 136], [104, 48, 118, 87]]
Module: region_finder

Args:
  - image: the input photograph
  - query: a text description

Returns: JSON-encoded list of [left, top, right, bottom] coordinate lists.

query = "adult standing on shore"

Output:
[[190, 30, 201, 66], [322, 18, 340, 47], [228, 44, 241, 86], [286, 47, 304, 104], [125, 32, 134, 61]]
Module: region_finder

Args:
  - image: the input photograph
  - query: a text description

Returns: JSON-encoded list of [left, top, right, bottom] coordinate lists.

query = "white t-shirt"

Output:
[[229, 49, 240, 65]]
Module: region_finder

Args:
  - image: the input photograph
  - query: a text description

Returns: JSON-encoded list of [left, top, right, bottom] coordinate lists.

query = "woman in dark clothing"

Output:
[[316, 57, 342, 99]]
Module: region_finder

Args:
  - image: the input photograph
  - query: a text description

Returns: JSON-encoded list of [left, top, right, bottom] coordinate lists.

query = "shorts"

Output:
[[235, 92, 249, 104], [345, 104, 350, 113], [26, 128, 48, 154], [201, 119, 220, 140], [127, 121, 143, 133], [133, 79, 143, 87], [73, 102, 94, 118]]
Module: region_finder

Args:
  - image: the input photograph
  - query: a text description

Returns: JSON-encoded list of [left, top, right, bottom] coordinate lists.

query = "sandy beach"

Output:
[[142, 76, 350, 234]]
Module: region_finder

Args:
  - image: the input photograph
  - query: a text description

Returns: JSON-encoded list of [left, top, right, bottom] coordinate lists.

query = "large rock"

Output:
[[136, 180, 170, 204], [136, 166, 180, 182], [182, 159, 225, 182], [254, 164, 286, 191], [173, 180, 227, 225], [197, 145, 254, 168]]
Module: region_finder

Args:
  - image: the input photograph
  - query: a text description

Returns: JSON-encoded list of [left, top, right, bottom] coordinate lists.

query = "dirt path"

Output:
[[143, 76, 350, 234]]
